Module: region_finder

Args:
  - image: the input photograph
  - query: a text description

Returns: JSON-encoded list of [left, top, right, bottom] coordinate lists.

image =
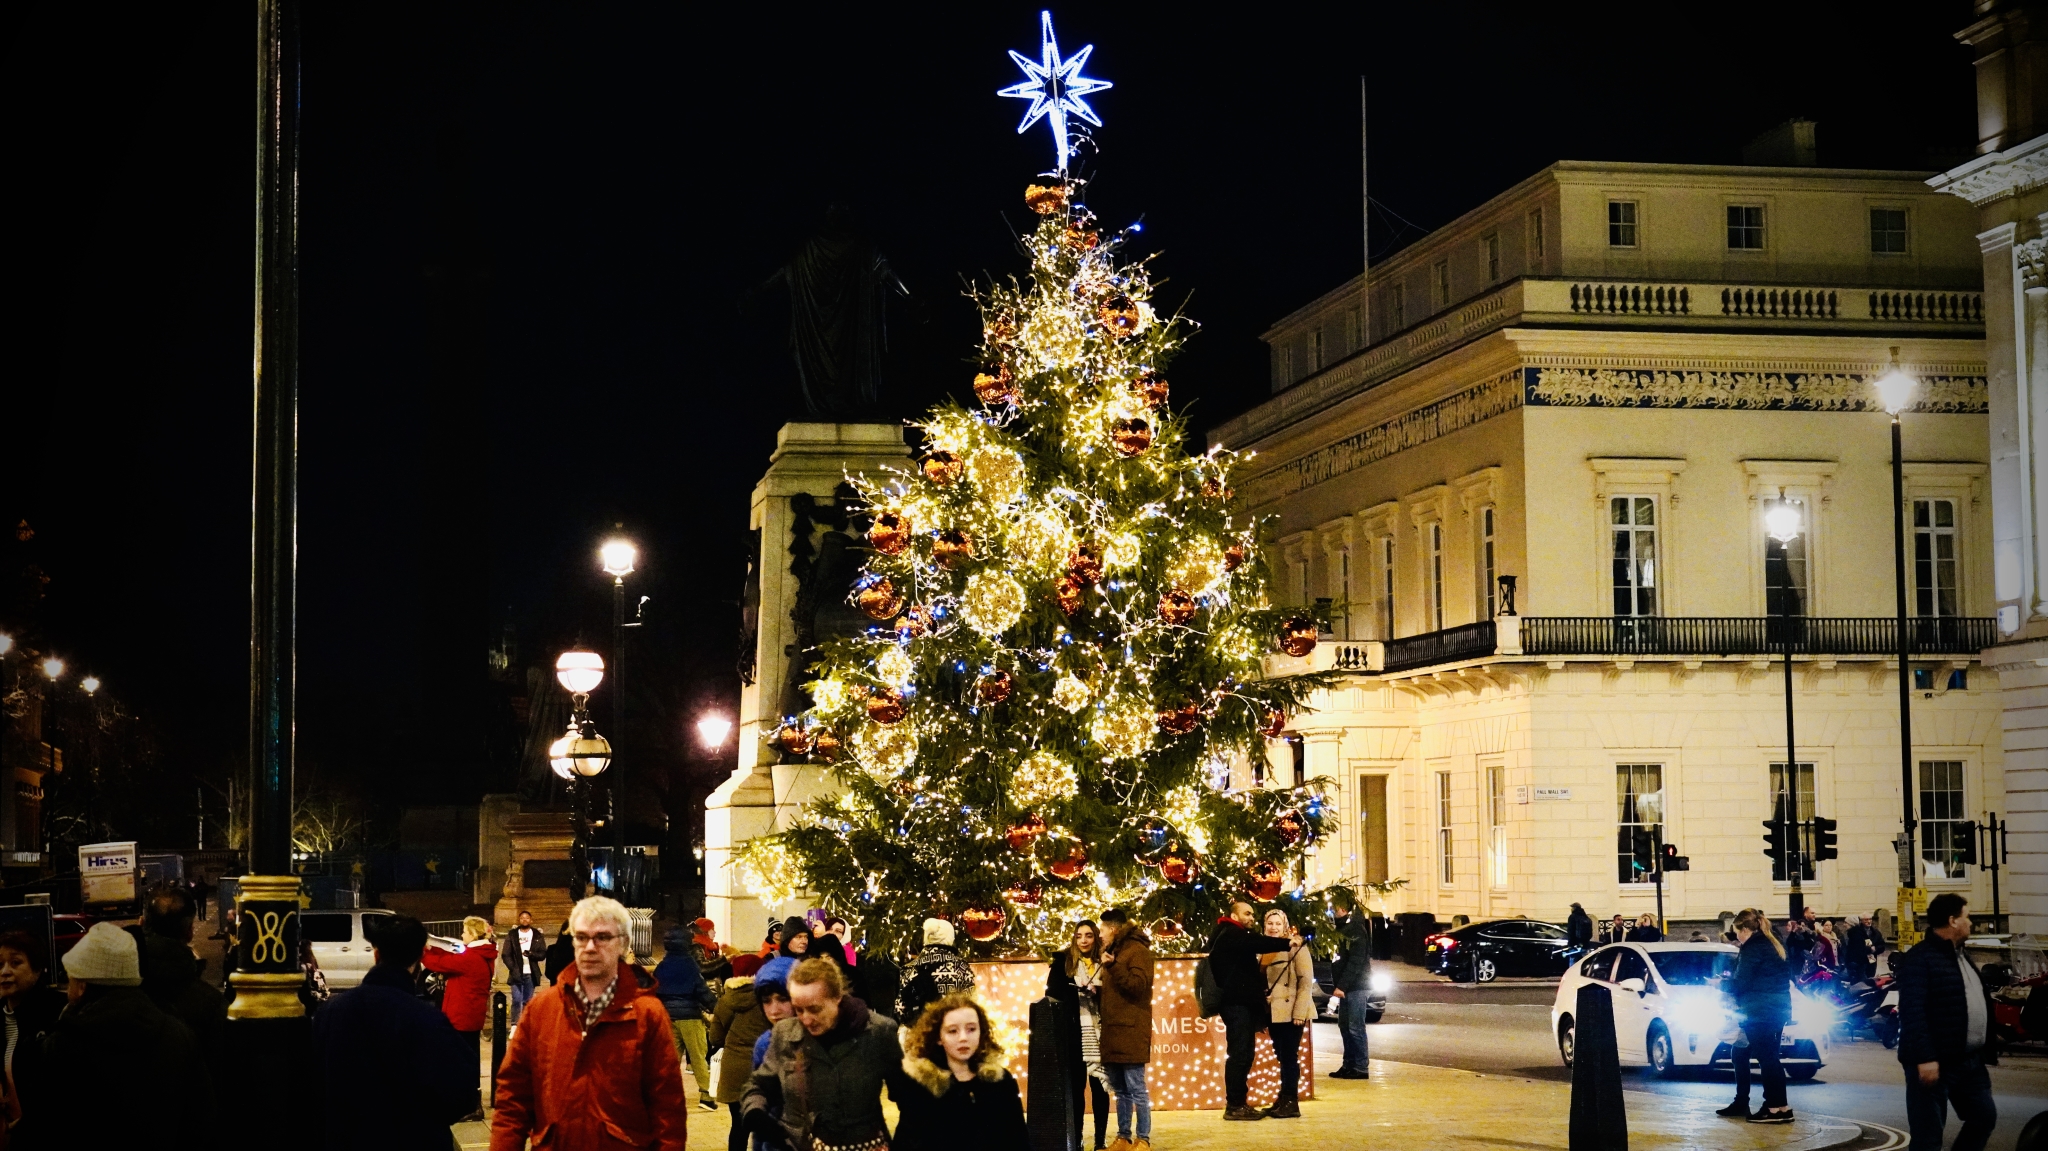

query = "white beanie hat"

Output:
[[922, 918, 955, 948], [65, 922, 142, 986]]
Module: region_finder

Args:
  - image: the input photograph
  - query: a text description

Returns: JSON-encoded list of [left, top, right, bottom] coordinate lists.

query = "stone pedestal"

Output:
[[705, 422, 908, 947], [493, 812, 577, 931]]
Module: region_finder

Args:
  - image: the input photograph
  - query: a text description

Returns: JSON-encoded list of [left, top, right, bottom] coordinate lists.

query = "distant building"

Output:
[[1217, 160, 1996, 926]]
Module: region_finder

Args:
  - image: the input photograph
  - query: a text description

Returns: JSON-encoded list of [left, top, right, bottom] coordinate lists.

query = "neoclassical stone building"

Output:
[[1217, 160, 2004, 927]]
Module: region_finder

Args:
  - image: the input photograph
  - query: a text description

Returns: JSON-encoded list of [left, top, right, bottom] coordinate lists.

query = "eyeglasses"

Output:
[[573, 932, 620, 948]]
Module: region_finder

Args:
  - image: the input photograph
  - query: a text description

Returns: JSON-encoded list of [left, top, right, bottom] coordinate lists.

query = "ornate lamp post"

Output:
[[1765, 499, 1806, 919], [552, 650, 611, 900], [600, 537, 636, 892], [1875, 354, 1921, 922]]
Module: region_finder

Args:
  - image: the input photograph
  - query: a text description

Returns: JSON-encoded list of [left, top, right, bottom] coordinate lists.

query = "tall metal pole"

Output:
[[1784, 595, 1803, 921], [1893, 413, 1918, 899], [611, 574, 626, 890], [230, 0, 309, 1107]]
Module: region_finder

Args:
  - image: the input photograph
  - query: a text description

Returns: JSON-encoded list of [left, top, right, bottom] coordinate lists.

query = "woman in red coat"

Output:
[[423, 916, 500, 1044]]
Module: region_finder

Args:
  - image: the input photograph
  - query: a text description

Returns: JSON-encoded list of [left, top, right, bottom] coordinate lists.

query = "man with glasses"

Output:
[[492, 896, 688, 1150]]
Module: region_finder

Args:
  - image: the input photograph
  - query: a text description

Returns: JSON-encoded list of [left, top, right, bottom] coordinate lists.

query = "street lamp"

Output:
[[554, 649, 612, 899], [40, 658, 62, 681], [1877, 349, 1920, 911], [0, 634, 12, 655], [600, 535, 637, 895], [80, 676, 100, 695], [1766, 496, 1805, 919], [696, 714, 733, 751]]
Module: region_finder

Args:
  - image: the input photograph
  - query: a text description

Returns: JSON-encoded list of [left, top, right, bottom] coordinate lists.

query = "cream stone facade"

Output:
[[1216, 161, 2002, 926]]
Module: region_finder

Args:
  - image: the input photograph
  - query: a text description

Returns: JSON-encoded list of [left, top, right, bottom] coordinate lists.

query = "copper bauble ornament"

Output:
[[1111, 418, 1152, 457], [1055, 574, 1086, 616], [1024, 183, 1068, 215], [1005, 813, 1048, 853], [1245, 860, 1285, 902], [1223, 543, 1248, 572], [1156, 704, 1200, 736], [1002, 882, 1044, 908], [923, 450, 963, 485], [1160, 851, 1197, 885], [1065, 225, 1099, 251], [856, 579, 902, 620], [811, 730, 842, 761], [1273, 808, 1306, 846], [1279, 617, 1318, 657], [978, 669, 1014, 705], [934, 529, 975, 567], [1158, 588, 1197, 625], [1067, 546, 1103, 585], [960, 905, 1006, 942], [1150, 917, 1185, 940], [985, 317, 1019, 348], [1201, 476, 1233, 501], [866, 689, 905, 725], [1134, 369, 1169, 409], [1259, 709, 1288, 739], [775, 724, 812, 755], [869, 511, 911, 556], [896, 605, 931, 639], [973, 366, 1018, 406], [1098, 294, 1140, 334], [1048, 840, 1089, 881], [1133, 818, 1171, 863]]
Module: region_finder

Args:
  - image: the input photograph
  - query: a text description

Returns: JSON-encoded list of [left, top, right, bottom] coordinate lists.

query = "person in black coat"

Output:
[[1721, 908, 1794, 1123], [890, 992, 1028, 1151], [502, 909, 549, 1025], [0, 930, 66, 1148], [543, 920, 574, 984], [1328, 896, 1374, 1078], [1045, 921, 1108, 1151], [314, 914, 479, 1151], [1895, 893, 1997, 1151], [1624, 914, 1663, 943], [1566, 904, 1594, 948], [1205, 901, 1296, 1120]]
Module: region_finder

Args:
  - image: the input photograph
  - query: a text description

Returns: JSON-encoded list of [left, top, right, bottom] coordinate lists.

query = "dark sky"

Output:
[[0, 4, 1977, 833]]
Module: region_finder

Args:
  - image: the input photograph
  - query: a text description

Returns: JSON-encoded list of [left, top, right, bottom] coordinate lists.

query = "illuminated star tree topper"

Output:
[[997, 10, 1112, 175]]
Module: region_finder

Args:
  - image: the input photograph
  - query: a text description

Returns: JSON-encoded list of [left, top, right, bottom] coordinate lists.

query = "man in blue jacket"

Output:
[[1896, 893, 1997, 1151], [313, 914, 477, 1151], [656, 925, 720, 1111]]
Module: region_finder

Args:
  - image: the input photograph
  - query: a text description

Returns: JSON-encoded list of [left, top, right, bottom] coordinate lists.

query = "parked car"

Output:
[[1423, 920, 1586, 983], [53, 914, 95, 956], [1310, 956, 1391, 1022], [299, 908, 395, 990], [1550, 941, 1829, 1079]]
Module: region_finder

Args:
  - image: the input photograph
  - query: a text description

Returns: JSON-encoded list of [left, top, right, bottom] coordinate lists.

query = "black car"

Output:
[[1310, 955, 1388, 1022], [1423, 919, 1586, 983]]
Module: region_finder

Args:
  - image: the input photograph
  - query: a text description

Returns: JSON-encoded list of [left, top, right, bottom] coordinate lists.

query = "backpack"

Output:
[[1193, 955, 1223, 1018]]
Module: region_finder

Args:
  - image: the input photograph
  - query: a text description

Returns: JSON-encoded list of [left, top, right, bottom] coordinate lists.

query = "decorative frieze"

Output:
[[1271, 371, 1523, 497], [1527, 367, 1987, 413]]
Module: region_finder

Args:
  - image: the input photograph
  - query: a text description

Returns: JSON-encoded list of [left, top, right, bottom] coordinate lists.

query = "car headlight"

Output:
[[1369, 972, 1392, 994], [1791, 991, 1832, 1032], [1666, 992, 1730, 1037]]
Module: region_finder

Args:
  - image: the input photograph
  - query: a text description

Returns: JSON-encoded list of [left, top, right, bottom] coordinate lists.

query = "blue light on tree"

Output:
[[997, 10, 1111, 175]]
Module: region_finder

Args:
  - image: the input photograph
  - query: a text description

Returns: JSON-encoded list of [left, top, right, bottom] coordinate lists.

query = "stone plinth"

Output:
[[493, 812, 577, 931]]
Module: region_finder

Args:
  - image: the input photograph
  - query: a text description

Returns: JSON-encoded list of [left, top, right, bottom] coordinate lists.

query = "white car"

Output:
[[300, 908, 395, 990], [1550, 941, 1829, 1078]]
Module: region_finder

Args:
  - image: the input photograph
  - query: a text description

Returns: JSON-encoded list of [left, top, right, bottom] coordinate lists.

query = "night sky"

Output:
[[0, 4, 1976, 841]]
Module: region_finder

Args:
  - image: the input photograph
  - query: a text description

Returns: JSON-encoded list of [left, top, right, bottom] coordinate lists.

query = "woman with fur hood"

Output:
[[891, 991, 1027, 1151]]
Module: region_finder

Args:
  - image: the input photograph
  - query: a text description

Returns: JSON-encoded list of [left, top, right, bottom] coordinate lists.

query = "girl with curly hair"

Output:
[[891, 992, 1026, 1151]]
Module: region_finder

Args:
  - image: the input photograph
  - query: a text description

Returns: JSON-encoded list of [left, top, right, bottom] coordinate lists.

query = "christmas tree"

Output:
[[733, 172, 1349, 958]]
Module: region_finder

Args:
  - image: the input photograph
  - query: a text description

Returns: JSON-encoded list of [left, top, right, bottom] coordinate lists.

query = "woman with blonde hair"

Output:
[[892, 991, 1028, 1151], [423, 915, 500, 1052], [1720, 908, 1793, 1124], [1259, 907, 1317, 1119]]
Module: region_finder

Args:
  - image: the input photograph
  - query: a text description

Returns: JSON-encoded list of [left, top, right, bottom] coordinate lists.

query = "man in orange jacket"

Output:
[[492, 896, 687, 1149]]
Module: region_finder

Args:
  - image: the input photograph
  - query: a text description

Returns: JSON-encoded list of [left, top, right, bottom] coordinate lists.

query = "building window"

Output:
[[1872, 208, 1909, 254], [1347, 306, 1362, 352], [1764, 496, 1809, 617], [1277, 345, 1292, 385], [1432, 260, 1451, 309], [1769, 762, 1817, 883], [1615, 763, 1663, 885], [1478, 506, 1497, 619], [1484, 233, 1501, 283], [1527, 209, 1545, 264], [1610, 496, 1658, 616], [1379, 536, 1396, 639], [1487, 763, 1508, 888], [1387, 284, 1405, 332], [1307, 328, 1323, 373], [1914, 498, 1959, 617], [1428, 521, 1445, 631], [1919, 760, 1969, 880], [1727, 204, 1766, 250], [1437, 771, 1455, 885], [1608, 201, 1638, 248]]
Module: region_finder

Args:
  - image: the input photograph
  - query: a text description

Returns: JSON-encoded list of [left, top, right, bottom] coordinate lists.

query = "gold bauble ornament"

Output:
[[810, 678, 850, 712], [1158, 588, 1197, 626], [869, 511, 911, 556], [1168, 540, 1227, 596], [1024, 183, 1068, 215], [1280, 617, 1319, 658], [856, 578, 902, 620], [865, 688, 905, 725], [923, 450, 963, 485], [961, 570, 1026, 637], [972, 366, 1019, 407], [875, 646, 914, 687], [1103, 533, 1141, 570], [967, 445, 1028, 505], [1008, 509, 1074, 576], [1092, 702, 1155, 759], [1051, 676, 1091, 714], [934, 528, 975, 567], [1014, 751, 1079, 807], [1098, 294, 1140, 334], [1111, 418, 1152, 457], [854, 721, 918, 773]]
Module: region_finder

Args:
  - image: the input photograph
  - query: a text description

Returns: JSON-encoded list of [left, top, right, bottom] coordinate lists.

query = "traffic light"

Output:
[[1762, 819, 1786, 868], [1661, 842, 1690, 872], [1628, 827, 1657, 879], [1956, 820, 1979, 867], [1811, 816, 1839, 863]]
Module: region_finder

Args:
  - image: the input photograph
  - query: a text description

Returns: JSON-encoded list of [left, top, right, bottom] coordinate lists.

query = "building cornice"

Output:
[[1929, 133, 2048, 206]]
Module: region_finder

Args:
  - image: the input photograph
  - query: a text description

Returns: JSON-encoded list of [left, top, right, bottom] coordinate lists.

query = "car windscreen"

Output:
[[300, 913, 352, 944], [1651, 950, 1736, 986]]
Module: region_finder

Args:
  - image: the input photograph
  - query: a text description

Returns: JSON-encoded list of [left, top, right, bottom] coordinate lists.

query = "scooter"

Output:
[[1871, 974, 1899, 1049]]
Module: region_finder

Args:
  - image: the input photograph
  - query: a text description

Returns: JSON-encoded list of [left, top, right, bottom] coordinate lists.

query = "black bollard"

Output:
[[1569, 982, 1628, 1151], [1027, 996, 1078, 1151], [491, 990, 509, 1091]]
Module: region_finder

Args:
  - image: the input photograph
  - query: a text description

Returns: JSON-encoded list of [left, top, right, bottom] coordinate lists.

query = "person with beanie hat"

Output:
[[46, 923, 211, 1146], [730, 954, 764, 981], [895, 919, 975, 1030], [692, 917, 732, 985], [711, 956, 789, 1151], [656, 926, 719, 1112], [776, 917, 812, 960]]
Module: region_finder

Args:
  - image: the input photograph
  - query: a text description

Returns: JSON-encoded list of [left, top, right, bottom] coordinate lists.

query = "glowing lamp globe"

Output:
[[0, 634, 12, 655], [1764, 504, 1802, 544], [555, 650, 605, 695], [554, 726, 612, 778], [40, 658, 63, 681], [1874, 368, 1916, 415], [80, 676, 100, 695], [696, 714, 734, 750], [548, 732, 575, 779], [600, 538, 638, 578]]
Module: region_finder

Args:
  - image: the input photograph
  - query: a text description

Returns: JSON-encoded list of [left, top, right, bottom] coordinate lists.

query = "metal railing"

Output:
[[1517, 616, 1996, 657], [1383, 621, 1497, 672]]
